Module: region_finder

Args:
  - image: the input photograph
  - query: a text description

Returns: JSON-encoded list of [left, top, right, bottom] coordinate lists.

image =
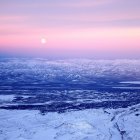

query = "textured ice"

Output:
[[0, 104, 140, 140], [0, 95, 15, 102], [120, 81, 140, 84]]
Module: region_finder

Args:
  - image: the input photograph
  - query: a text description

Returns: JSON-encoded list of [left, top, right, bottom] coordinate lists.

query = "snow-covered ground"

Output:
[[113, 87, 140, 89], [0, 104, 140, 140], [0, 59, 140, 140], [120, 81, 140, 84], [0, 95, 15, 102], [0, 58, 140, 85]]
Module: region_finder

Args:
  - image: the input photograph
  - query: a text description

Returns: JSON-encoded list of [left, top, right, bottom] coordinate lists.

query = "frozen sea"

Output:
[[0, 58, 140, 140]]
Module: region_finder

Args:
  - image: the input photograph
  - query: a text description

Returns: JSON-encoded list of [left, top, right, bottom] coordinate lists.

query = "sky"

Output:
[[0, 0, 140, 59]]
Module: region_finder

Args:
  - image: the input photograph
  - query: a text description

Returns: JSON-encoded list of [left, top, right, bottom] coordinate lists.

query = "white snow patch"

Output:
[[113, 87, 140, 89], [0, 104, 140, 140], [120, 81, 140, 84], [0, 95, 15, 102]]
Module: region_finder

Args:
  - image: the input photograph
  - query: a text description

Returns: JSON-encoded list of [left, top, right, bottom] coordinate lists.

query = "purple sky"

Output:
[[0, 0, 140, 59]]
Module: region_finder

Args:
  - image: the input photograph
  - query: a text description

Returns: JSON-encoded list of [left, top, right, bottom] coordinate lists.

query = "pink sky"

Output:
[[0, 0, 140, 58]]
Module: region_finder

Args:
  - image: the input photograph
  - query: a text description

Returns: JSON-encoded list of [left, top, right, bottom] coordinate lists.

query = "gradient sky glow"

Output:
[[0, 0, 140, 59]]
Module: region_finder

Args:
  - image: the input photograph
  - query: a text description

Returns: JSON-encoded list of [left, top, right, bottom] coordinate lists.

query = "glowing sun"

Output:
[[41, 38, 46, 44]]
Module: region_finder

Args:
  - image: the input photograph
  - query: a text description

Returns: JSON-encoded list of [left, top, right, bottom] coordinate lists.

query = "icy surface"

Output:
[[0, 95, 15, 102], [120, 81, 140, 84], [0, 104, 140, 140]]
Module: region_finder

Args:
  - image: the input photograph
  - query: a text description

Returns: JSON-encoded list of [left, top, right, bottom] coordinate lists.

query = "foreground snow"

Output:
[[0, 104, 140, 140]]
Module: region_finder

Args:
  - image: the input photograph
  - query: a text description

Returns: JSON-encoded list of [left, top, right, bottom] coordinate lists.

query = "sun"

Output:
[[41, 38, 46, 44]]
